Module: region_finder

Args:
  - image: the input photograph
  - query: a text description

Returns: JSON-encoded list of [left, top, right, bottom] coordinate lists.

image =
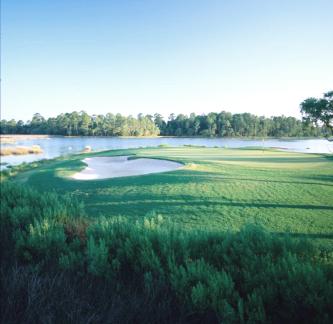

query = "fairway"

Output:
[[16, 147, 333, 246]]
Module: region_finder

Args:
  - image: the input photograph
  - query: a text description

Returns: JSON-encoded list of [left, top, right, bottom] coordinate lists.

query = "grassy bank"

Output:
[[1, 146, 333, 322]]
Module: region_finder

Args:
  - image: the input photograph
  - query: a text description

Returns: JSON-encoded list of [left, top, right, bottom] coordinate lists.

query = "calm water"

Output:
[[1, 137, 332, 168]]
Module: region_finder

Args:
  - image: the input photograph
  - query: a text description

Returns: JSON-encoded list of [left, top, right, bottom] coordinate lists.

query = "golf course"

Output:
[[3, 0, 333, 321], [15, 146, 333, 244], [2, 146, 333, 323]]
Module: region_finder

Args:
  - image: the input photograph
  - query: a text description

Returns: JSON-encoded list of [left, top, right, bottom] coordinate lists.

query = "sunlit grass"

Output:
[[15, 147, 333, 246]]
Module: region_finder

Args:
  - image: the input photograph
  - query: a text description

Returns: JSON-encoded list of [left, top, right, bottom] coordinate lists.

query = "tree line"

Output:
[[0, 112, 160, 136], [0, 110, 327, 137]]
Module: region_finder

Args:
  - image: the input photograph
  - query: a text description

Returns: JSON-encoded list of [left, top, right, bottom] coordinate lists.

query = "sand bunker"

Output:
[[71, 156, 183, 180]]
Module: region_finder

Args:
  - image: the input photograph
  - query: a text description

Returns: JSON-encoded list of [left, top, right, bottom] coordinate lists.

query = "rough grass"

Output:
[[1, 182, 333, 323], [13, 147, 333, 247]]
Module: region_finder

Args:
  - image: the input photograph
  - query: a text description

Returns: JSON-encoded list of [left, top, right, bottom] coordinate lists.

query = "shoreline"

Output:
[[0, 134, 326, 141]]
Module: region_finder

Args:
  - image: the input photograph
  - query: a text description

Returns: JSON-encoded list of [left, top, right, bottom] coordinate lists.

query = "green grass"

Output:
[[2, 148, 333, 323], [14, 147, 333, 246]]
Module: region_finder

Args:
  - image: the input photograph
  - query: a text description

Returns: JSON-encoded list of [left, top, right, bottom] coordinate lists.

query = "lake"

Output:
[[1, 136, 332, 168]]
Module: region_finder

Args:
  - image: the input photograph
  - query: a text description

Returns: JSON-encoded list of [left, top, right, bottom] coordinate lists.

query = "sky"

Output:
[[1, 0, 333, 121]]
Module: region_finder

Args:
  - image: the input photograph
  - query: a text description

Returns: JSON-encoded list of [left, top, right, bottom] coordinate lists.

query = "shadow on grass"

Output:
[[173, 170, 333, 187], [274, 232, 333, 240], [220, 176, 333, 187], [30, 169, 207, 192], [301, 174, 333, 183], [88, 197, 333, 212], [216, 156, 326, 163]]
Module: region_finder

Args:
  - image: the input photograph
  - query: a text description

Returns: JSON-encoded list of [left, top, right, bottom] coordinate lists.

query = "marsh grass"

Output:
[[0, 145, 43, 156]]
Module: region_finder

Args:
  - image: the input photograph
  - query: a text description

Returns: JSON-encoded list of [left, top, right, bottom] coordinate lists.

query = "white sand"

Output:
[[71, 156, 183, 180]]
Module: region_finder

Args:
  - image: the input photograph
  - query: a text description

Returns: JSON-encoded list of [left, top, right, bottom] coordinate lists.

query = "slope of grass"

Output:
[[1, 182, 333, 323], [14, 147, 333, 246]]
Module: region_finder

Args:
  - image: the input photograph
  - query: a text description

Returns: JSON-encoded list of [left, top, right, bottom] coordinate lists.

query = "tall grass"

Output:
[[0, 145, 43, 156], [1, 182, 332, 323]]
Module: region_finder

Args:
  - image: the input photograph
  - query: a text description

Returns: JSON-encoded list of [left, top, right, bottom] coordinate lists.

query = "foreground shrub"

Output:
[[1, 182, 333, 323], [0, 181, 85, 265]]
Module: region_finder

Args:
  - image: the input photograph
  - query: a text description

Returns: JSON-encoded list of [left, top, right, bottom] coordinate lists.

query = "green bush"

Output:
[[1, 182, 333, 323], [0, 181, 85, 265]]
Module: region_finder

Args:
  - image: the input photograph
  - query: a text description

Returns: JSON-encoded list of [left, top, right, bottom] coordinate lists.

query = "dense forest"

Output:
[[0, 110, 327, 137]]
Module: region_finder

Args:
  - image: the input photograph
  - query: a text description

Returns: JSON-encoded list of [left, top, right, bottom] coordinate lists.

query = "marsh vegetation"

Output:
[[0, 145, 43, 156]]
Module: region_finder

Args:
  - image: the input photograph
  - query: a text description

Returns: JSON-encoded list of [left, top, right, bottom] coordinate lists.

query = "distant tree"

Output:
[[16, 120, 25, 134], [30, 113, 46, 134], [205, 113, 217, 136], [216, 111, 232, 136], [153, 113, 166, 134], [0, 119, 17, 134], [78, 111, 92, 135], [46, 118, 57, 135], [232, 114, 246, 136], [300, 91, 333, 136], [145, 114, 153, 122], [70, 111, 80, 135]]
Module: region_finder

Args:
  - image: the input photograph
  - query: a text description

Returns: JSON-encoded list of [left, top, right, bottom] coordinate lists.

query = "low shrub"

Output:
[[0, 182, 85, 265], [1, 182, 333, 323]]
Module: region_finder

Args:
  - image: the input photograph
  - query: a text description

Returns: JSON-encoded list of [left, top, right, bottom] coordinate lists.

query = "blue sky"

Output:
[[2, 0, 333, 121]]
